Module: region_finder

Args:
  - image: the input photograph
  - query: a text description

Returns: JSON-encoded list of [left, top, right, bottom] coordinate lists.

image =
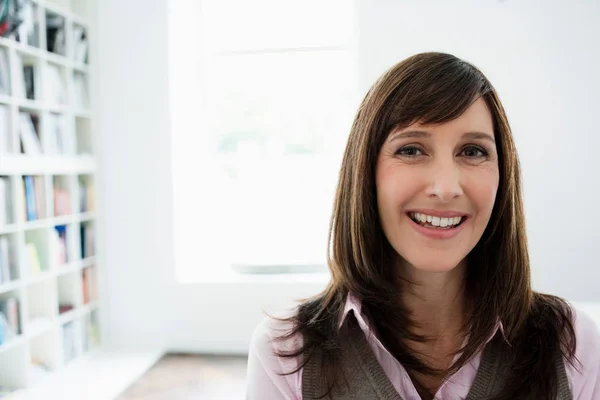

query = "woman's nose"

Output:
[[424, 157, 464, 202]]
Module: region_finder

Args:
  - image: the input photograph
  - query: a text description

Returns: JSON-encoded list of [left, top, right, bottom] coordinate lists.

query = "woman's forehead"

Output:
[[387, 98, 494, 140]]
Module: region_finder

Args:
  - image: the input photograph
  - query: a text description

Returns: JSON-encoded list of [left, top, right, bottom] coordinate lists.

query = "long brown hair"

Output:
[[274, 52, 577, 399]]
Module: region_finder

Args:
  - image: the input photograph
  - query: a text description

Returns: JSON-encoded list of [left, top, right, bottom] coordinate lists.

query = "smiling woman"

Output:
[[245, 52, 600, 400]]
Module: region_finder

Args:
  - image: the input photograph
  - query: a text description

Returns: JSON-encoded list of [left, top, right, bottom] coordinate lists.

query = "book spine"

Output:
[[23, 176, 37, 221]]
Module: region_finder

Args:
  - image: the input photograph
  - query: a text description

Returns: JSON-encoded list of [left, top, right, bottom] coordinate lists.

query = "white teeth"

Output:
[[410, 212, 464, 228]]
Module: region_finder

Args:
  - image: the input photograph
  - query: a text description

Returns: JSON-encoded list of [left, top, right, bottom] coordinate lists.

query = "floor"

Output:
[[116, 354, 248, 400]]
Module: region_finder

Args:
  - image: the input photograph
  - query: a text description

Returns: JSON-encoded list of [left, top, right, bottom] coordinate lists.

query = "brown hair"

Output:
[[274, 52, 577, 399]]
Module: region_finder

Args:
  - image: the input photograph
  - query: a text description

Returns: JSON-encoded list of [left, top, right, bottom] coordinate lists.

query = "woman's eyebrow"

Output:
[[462, 131, 496, 144], [388, 130, 431, 142], [388, 130, 495, 144]]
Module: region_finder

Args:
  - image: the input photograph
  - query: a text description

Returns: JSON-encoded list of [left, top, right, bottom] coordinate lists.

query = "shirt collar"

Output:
[[339, 292, 509, 346]]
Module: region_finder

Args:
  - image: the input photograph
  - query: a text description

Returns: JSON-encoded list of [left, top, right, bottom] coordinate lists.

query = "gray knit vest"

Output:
[[302, 312, 572, 400]]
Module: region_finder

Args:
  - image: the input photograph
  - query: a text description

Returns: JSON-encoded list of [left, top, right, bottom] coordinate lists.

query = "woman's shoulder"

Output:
[[566, 303, 600, 398], [247, 309, 304, 399], [250, 309, 303, 356], [570, 304, 600, 350]]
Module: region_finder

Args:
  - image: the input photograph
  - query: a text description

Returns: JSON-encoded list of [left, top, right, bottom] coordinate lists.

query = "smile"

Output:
[[408, 212, 466, 230]]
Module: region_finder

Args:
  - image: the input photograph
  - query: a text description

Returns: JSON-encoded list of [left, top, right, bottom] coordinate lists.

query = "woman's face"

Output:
[[375, 97, 499, 273]]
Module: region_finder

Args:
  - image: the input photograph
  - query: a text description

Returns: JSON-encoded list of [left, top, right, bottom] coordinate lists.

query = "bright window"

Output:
[[168, 0, 359, 281]]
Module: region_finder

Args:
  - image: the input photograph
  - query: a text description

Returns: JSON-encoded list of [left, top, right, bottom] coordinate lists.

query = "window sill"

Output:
[[177, 266, 331, 285]]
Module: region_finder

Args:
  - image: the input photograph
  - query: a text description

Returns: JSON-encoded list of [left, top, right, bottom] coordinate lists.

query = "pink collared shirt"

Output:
[[246, 294, 600, 399]]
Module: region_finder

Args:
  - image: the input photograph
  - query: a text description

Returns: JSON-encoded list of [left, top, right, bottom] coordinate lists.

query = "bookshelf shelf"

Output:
[[0, 36, 88, 73], [56, 256, 94, 275], [58, 302, 96, 325], [27, 317, 54, 339], [0, 0, 97, 395], [14, 98, 43, 110], [0, 279, 22, 295], [20, 212, 95, 231], [0, 224, 19, 235], [0, 155, 96, 175], [11, 41, 44, 59], [0, 334, 26, 353], [25, 270, 54, 285]]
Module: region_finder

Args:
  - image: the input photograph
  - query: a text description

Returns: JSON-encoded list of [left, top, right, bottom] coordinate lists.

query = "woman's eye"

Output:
[[396, 146, 424, 157], [461, 145, 488, 158]]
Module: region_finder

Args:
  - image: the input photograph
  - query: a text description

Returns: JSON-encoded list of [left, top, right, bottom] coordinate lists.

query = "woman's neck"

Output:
[[398, 260, 468, 339], [393, 261, 470, 399]]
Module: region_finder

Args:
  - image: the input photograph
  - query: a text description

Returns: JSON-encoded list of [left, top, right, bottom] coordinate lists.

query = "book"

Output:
[[23, 66, 35, 100], [72, 26, 88, 65], [0, 48, 10, 95], [73, 73, 89, 109], [89, 266, 97, 301], [44, 113, 73, 155], [62, 322, 77, 363], [53, 225, 67, 265], [25, 242, 41, 275], [13, 54, 26, 99], [44, 114, 60, 154], [53, 185, 70, 216], [0, 176, 9, 226], [18, 177, 26, 222], [80, 223, 95, 258], [0, 105, 9, 154], [44, 64, 66, 105], [46, 14, 65, 56], [79, 177, 95, 212], [16, 1, 37, 47], [82, 268, 89, 304], [23, 175, 37, 221], [79, 179, 86, 212], [33, 176, 45, 219], [0, 297, 21, 344], [0, 236, 11, 284], [19, 113, 42, 155]]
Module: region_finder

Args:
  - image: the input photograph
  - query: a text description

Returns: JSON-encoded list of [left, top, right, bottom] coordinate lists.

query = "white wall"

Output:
[[94, 0, 600, 353], [93, 0, 325, 353]]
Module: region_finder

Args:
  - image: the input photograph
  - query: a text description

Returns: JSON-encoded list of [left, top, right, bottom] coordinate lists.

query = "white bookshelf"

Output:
[[0, 0, 99, 395]]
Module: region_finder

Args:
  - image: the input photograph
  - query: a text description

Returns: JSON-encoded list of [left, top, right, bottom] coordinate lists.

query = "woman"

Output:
[[246, 52, 600, 399]]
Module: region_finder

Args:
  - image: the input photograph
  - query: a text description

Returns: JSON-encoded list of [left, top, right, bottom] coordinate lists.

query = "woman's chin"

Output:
[[407, 259, 465, 274]]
